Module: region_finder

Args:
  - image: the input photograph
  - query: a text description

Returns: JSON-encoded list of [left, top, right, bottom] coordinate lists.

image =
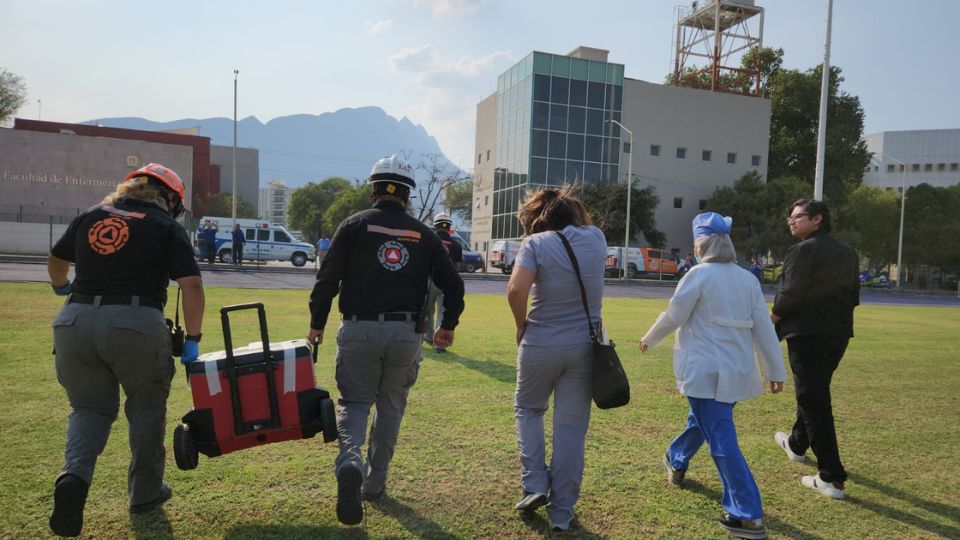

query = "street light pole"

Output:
[[870, 152, 907, 288], [609, 120, 633, 280], [813, 0, 833, 201], [232, 69, 238, 228]]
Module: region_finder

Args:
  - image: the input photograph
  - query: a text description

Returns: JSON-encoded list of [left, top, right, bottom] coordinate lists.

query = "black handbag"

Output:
[[556, 232, 630, 409]]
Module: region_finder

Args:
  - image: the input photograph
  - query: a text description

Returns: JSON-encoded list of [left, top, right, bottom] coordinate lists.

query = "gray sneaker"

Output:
[[514, 491, 547, 511], [663, 452, 686, 485]]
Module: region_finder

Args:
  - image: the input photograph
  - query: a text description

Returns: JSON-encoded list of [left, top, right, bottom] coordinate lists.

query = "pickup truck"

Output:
[[605, 247, 679, 278]]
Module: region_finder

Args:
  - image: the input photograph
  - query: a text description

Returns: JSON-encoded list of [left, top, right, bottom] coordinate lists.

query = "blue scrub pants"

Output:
[[666, 397, 763, 521]]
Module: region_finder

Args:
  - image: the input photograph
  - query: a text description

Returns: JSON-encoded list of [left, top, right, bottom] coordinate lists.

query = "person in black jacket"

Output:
[[46, 163, 205, 536], [770, 198, 859, 500], [425, 212, 462, 353], [307, 155, 465, 526]]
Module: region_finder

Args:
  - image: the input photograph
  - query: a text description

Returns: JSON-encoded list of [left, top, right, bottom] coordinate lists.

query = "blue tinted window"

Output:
[[551, 77, 569, 104], [569, 79, 587, 106], [549, 104, 568, 132], [532, 102, 549, 130], [587, 82, 605, 108], [529, 157, 547, 183], [530, 129, 548, 157], [609, 85, 623, 110], [586, 108, 604, 135], [533, 74, 550, 102], [566, 133, 585, 160], [585, 135, 602, 162], [548, 131, 566, 159], [568, 106, 586, 134], [547, 159, 566, 185]]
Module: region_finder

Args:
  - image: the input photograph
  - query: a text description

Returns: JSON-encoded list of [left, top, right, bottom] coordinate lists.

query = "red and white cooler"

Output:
[[173, 303, 337, 470]]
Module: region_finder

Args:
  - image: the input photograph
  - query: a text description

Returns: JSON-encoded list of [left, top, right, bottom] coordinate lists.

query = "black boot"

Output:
[[50, 474, 88, 537]]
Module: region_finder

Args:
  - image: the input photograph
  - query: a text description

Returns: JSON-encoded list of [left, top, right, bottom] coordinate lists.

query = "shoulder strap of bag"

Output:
[[555, 231, 598, 342]]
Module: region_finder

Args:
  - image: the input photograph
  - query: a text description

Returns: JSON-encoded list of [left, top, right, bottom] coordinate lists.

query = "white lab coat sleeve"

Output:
[[642, 271, 701, 348], [750, 284, 787, 383]]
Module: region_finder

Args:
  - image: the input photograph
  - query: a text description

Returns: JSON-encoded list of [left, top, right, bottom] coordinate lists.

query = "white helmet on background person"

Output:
[[433, 212, 453, 229], [368, 155, 416, 198]]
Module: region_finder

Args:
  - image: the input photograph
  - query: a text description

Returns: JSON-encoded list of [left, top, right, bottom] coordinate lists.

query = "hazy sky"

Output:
[[5, 0, 958, 172]]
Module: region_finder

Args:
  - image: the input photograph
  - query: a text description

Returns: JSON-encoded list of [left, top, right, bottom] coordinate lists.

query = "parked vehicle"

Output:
[[450, 232, 483, 273], [604, 247, 679, 278], [196, 217, 316, 267], [490, 240, 522, 274], [860, 272, 892, 288]]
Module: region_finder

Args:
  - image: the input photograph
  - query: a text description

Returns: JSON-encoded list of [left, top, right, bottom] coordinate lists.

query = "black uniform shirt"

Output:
[[435, 229, 463, 267], [309, 200, 465, 330], [51, 198, 200, 305]]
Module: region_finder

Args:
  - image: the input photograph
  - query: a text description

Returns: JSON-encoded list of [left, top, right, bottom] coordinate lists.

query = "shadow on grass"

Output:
[[426, 349, 516, 384], [799, 461, 960, 534], [224, 524, 369, 540], [520, 510, 604, 539], [368, 493, 457, 539], [682, 479, 824, 540], [130, 509, 173, 540]]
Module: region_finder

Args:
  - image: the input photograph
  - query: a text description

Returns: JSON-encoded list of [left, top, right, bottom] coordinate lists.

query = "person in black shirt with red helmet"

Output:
[[307, 155, 464, 526], [46, 163, 205, 536]]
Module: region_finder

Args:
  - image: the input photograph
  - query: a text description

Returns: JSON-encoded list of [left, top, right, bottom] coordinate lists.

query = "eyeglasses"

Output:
[[787, 213, 810, 222]]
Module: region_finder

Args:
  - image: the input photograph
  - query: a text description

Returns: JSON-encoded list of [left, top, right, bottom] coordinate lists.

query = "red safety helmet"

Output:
[[124, 163, 185, 202], [123, 163, 186, 217]]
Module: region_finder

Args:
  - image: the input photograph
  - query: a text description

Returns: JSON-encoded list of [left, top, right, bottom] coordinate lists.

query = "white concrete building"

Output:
[[472, 47, 771, 256], [863, 129, 960, 190], [258, 179, 291, 227]]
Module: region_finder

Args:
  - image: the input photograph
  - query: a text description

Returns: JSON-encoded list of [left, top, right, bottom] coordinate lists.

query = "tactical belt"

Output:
[[67, 293, 163, 311], [344, 312, 418, 322]]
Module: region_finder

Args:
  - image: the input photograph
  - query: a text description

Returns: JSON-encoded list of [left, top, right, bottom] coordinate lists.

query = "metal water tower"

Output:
[[673, 0, 765, 95]]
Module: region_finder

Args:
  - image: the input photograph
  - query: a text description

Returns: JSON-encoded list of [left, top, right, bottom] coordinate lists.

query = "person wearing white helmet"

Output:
[[424, 212, 462, 353], [46, 163, 206, 536], [307, 155, 465, 526]]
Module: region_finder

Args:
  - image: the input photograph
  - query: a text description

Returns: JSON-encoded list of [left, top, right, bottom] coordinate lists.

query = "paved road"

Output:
[[2, 261, 957, 307]]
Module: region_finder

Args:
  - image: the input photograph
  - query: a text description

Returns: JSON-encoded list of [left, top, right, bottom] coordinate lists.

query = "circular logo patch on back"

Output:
[[87, 217, 130, 255], [378, 240, 409, 271]]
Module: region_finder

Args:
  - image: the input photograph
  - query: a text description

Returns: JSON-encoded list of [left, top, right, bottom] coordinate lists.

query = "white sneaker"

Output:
[[801, 474, 845, 499], [774, 432, 806, 462]]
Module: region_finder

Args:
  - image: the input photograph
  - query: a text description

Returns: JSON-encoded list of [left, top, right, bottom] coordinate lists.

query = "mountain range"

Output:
[[90, 107, 458, 189]]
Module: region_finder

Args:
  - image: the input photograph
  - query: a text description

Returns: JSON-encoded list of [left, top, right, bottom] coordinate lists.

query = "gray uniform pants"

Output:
[[52, 301, 174, 506], [515, 343, 592, 529], [334, 319, 422, 495], [424, 282, 444, 340]]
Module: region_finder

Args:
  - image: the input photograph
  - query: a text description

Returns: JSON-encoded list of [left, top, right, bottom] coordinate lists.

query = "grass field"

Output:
[[1, 282, 958, 539]]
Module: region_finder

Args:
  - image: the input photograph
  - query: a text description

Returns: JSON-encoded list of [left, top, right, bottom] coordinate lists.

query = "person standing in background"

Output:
[[231, 224, 245, 266]]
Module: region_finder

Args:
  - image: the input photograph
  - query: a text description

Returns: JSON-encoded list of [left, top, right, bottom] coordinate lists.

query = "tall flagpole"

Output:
[[813, 0, 833, 201], [232, 69, 239, 227]]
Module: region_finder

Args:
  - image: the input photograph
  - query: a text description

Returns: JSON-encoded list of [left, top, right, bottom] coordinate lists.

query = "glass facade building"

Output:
[[491, 52, 625, 239]]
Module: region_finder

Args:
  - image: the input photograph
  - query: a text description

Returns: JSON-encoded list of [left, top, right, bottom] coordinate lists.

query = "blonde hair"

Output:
[[101, 176, 170, 210], [518, 186, 592, 235]]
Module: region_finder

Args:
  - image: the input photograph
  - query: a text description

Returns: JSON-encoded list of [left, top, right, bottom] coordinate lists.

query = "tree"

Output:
[[323, 185, 373, 233], [666, 47, 784, 97], [444, 178, 474, 224], [407, 152, 471, 223], [288, 177, 351, 243], [191, 193, 256, 220], [704, 171, 809, 258], [902, 183, 960, 268], [579, 182, 664, 248], [0, 68, 28, 125], [767, 65, 869, 205], [842, 185, 900, 266]]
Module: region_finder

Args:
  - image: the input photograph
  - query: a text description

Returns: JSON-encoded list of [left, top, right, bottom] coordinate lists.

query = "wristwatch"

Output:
[[186, 333, 202, 343]]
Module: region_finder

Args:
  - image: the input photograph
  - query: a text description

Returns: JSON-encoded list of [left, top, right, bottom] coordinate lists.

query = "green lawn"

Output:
[[1, 282, 958, 539]]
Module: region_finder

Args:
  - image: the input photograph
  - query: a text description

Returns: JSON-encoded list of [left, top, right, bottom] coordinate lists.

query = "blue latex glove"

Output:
[[181, 339, 200, 365], [52, 280, 72, 296]]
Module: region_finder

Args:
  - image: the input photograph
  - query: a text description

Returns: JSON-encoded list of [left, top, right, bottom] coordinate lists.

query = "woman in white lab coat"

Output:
[[640, 212, 786, 540]]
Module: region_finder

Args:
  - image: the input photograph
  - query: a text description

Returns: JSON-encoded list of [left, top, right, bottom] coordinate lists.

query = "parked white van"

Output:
[[490, 239, 522, 274], [197, 216, 316, 267]]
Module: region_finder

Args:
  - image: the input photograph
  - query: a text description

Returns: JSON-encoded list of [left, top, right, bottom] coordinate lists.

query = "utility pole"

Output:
[[813, 0, 833, 201]]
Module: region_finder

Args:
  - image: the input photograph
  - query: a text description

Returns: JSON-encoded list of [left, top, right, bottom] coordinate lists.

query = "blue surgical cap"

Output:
[[692, 212, 733, 241]]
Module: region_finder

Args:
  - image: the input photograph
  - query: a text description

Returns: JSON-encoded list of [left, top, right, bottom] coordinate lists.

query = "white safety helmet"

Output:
[[368, 155, 416, 192], [433, 212, 453, 229]]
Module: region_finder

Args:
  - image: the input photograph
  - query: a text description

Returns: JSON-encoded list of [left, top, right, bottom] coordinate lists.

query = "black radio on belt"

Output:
[[167, 288, 185, 356], [414, 279, 431, 334]]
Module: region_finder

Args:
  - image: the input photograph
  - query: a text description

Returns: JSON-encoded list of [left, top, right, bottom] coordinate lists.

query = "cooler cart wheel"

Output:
[[320, 397, 338, 443], [173, 423, 199, 470]]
